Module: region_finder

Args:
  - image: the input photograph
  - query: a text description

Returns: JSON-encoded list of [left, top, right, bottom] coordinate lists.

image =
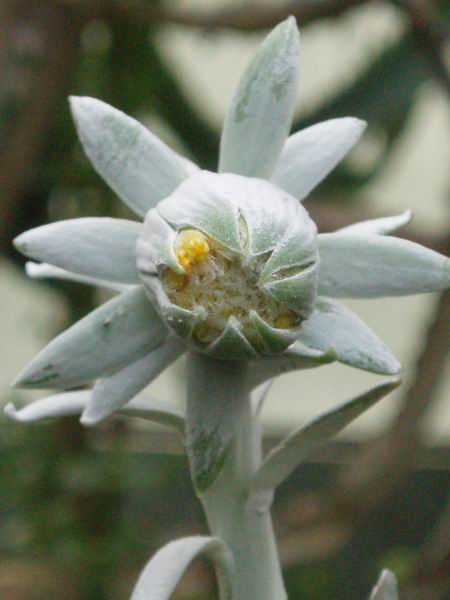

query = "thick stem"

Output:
[[200, 385, 287, 600]]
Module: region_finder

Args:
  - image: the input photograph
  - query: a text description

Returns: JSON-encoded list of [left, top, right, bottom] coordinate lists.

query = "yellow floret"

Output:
[[274, 313, 296, 329], [174, 229, 210, 271], [163, 269, 188, 293]]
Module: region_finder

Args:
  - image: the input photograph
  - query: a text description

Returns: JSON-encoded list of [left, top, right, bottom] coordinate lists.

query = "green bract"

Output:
[[8, 17, 450, 426]]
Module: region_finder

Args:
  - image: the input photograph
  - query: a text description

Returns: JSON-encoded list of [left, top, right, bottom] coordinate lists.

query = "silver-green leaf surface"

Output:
[[81, 338, 185, 425], [15, 218, 141, 285], [130, 536, 235, 600], [319, 233, 450, 297], [254, 379, 400, 492], [272, 117, 366, 201], [369, 569, 399, 600], [13, 287, 167, 389], [70, 96, 195, 217], [219, 17, 299, 178]]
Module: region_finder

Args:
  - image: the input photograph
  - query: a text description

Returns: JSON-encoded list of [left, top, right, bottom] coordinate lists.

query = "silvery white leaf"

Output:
[[130, 536, 235, 600], [248, 343, 336, 390], [157, 170, 241, 253], [4, 391, 91, 421], [186, 353, 250, 493], [219, 17, 299, 178], [369, 569, 398, 600], [298, 297, 401, 375], [336, 210, 412, 236], [70, 96, 195, 217], [4, 392, 185, 433], [251, 380, 274, 418], [25, 261, 130, 292], [272, 117, 366, 201], [319, 233, 450, 297], [254, 379, 400, 492], [13, 287, 167, 389], [15, 218, 141, 285], [81, 338, 185, 425]]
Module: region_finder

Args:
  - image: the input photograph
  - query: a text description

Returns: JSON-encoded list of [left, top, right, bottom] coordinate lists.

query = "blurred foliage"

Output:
[[1, 1, 449, 599]]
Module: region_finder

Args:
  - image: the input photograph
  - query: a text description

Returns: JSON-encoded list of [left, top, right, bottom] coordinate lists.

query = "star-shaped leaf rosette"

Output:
[[8, 16, 450, 466], [7, 18, 449, 600]]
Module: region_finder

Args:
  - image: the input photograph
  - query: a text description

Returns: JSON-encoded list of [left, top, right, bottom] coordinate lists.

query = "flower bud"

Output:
[[137, 171, 319, 359]]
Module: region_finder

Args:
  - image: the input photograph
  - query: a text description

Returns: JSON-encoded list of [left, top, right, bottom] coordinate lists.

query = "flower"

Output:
[[137, 170, 319, 359], [9, 18, 450, 426]]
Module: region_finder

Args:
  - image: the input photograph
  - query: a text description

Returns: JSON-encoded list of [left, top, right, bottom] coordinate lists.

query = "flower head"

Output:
[[137, 171, 319, 358], [9, 17, 450, 425]]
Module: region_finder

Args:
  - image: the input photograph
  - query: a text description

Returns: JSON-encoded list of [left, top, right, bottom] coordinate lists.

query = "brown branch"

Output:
[[401, 0, 450, 94], [150, 0, 371, 31], [0, 3, 82, 250], [47, 0, 371, 31]]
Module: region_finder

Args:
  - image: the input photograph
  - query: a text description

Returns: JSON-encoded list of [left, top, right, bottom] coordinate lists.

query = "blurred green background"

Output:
[[0, 1, 449, 599]]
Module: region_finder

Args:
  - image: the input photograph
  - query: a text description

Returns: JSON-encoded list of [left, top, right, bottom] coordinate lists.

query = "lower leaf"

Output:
[[130, 536, 235, 600]]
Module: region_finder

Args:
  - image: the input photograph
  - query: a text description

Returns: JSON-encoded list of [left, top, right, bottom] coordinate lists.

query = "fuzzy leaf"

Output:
[[319, 233, 450, 297], [15, 218, 141, 285], [4, 392, 185, 433], [369, 569, 398, 600], [25, 261, 130, 292], [130, 536, 235, 600], [272, 118, 366, 201], [81, 338, 184, 425], [254, 379, 400, 492], [336, 210, 412, 236], [298, 297, 401, 375], [13, 287, 167, 389], [70, 96, 195, 217], [219, 17, 299, 178], [251, 381, 274, 418], [186, 354, 249, 494]]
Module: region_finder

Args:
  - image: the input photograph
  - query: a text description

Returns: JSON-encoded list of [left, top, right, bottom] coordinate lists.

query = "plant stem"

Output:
[[200, 379, 287, 600]]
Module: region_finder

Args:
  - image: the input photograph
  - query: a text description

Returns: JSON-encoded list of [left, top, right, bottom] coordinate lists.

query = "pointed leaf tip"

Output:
[[280, 15, 299, 40], [272, 117, 367, 201], [369, 569, 398, 600], [298, 297, 402, 375], [337, 209, 412, 236], [80, 339, 184, 425], [13, 287, 167, 390], [219, 14, 299, 178], [254, 378, 401, 492], [69, 95, 194, 217]]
